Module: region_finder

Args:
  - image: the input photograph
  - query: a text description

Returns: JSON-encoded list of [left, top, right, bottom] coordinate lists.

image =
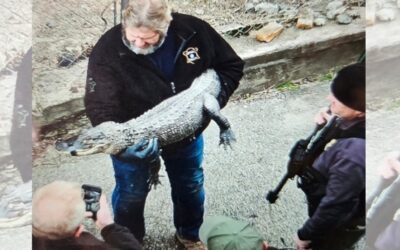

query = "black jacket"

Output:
[[33, 223, 143, 250], [84, 13, 244, 145], [297, 120, 365, 241]]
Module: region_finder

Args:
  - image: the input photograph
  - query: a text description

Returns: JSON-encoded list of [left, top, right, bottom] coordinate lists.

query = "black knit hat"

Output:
[[331, 63, 365, 112]]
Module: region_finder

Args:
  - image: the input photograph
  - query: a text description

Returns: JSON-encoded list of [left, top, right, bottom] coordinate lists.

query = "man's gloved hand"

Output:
[[116, 138, 160, 164]]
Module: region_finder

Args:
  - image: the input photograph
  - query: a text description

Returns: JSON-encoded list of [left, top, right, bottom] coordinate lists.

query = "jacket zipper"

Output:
[[168, 32, 196, 95], [170, 82, 176, 94]]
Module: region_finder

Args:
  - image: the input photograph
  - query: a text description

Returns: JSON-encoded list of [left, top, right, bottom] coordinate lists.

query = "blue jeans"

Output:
[[111, 135, 205, 241]]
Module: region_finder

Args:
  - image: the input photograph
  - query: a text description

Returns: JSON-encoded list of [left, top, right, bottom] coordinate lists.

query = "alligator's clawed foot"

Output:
[[147, 176, 162, 191], [147, 157, 162, 191], [219, 128, 236, 150]]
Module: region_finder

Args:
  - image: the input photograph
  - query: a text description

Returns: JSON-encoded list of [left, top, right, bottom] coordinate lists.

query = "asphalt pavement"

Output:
[[31, 79, 395, 249]]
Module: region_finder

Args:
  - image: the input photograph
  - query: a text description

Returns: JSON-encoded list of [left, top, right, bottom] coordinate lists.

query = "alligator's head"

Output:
[[55, 122, 126, 156]]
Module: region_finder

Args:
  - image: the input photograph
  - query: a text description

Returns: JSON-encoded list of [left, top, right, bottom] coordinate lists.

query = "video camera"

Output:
[[82, 184, 102, 220]]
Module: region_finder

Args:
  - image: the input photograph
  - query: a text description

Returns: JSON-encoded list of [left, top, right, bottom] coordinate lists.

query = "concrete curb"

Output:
[[366, 15, 400, 63]]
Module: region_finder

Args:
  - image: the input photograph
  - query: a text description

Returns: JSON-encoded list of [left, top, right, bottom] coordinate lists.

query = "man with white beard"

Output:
[[84, 0, 244, 249]]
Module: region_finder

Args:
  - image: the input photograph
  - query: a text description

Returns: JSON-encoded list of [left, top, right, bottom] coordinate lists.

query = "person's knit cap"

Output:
[[331, 63, 365, 112], [199, 216, 264, 250]]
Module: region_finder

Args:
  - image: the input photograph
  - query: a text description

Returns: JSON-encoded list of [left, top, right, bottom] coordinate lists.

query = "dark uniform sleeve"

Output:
[[84, 46, 124, 126], [298, 158, 365, 240], [203, 22, 244, 108], [101, 223, 143, 250]]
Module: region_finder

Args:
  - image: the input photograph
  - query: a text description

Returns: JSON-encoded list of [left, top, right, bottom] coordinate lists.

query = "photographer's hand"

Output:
[[94, 194, 114, 230], [116, 138, 160, 164]]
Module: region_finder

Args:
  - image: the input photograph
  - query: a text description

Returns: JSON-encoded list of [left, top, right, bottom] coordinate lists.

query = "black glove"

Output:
[[116, 138, 160, 164]]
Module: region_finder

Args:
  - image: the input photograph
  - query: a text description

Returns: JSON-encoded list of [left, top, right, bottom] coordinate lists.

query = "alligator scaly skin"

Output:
[[122, 69, 220, 147], [65, 69, 234, 156]]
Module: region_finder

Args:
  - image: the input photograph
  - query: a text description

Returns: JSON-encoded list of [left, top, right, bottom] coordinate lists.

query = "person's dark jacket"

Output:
[[33, 223, 142, 250], [297, 120, 365, 241], [84, 13, 244, 149]]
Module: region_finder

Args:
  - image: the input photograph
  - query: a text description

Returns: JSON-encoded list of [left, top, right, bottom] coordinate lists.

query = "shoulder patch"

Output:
[[324, 139, 337, 151], [182, 47, 200, 64]]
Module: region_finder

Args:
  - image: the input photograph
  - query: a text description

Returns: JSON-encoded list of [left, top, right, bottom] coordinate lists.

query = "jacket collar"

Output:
[[339, 117, 365, 130], [338, 117, 365, 139], [170, 13, 197, 41], [114, 24, 131, 57]]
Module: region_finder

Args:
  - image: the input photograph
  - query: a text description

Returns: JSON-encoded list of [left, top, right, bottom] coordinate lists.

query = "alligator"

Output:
[[56, 69, 236, 186]]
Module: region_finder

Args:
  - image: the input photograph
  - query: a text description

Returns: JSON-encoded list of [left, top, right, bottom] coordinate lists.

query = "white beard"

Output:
[[128, 44, 158, 55], [123, 36, 166, 55]]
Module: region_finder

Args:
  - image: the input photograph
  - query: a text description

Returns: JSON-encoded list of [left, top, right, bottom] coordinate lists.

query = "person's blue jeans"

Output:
[[111, 135, 205, 241]]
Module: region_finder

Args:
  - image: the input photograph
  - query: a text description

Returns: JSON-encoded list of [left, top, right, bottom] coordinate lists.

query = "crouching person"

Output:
[[32, 181, 142, 250]]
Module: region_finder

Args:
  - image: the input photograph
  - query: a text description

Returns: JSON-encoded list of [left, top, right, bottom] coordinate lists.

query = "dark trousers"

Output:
[[111, 135, 205, 241], [312, 226, 365, 250]]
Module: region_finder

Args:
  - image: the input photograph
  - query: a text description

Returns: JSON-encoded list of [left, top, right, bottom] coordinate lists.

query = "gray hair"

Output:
[[32, 181, 86, 240], [122, 0, 172, 33]]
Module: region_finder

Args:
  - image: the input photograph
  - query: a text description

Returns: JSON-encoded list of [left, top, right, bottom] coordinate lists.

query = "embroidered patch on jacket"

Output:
[[182, 47, 200, 64], [324, 139, 337, 151]]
